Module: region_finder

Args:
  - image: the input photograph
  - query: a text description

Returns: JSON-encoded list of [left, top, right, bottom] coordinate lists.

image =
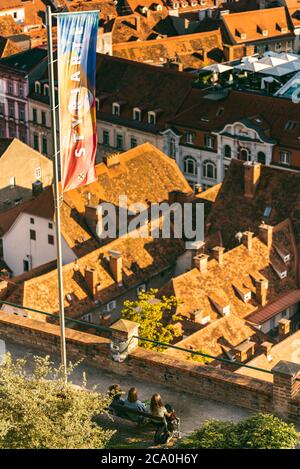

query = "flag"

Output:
[[57, 12, 99, 192]]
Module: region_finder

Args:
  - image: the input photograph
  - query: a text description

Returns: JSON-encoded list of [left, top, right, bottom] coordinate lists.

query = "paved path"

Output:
[[2, 339, 252, 438]]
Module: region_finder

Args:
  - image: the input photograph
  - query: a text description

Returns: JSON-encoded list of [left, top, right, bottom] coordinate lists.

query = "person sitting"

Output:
[[108, 384, 125, 415], [123, 387, 147, 422], [150, 393, 172, 419]]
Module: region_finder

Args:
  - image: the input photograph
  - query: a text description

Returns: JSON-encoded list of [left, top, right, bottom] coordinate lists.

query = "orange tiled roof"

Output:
[[236, 329, 300, 382], [6, 233, 185, 319], [112, 28, 224, 69], [165, 220, 298, 322], [65, 143, 191, 212], [167, 314, 267, 361], [222, 7, 292, 45], [285, 0, 300, 28], [206, 161, 300, 250]]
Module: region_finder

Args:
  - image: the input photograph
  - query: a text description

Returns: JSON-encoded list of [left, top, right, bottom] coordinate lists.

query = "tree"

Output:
[[121, 289, 182, 351], [179, 414, 299, 449], [0, 354, 115, 449]]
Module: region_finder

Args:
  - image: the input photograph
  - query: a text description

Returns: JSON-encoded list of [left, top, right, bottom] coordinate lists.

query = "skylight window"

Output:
[[263, 206, 272, 218], [285, 120, 298, 131]]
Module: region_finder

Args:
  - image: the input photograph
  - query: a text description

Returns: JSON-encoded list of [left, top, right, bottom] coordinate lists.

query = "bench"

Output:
[[108, 402, 170, 444]]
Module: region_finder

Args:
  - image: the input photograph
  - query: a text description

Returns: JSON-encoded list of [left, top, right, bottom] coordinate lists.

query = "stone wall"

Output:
[[1, 311, 300, 421]]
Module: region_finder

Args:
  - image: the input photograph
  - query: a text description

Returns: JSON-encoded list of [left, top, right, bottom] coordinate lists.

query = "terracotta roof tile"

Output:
[[222, 7, 292, 45]]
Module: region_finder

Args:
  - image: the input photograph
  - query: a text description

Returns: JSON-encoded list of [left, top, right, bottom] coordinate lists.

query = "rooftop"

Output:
[[236, 330, 300, 382]]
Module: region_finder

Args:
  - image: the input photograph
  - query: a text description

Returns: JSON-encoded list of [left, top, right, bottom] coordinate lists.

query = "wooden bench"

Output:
[[108, 402, 169, 443]]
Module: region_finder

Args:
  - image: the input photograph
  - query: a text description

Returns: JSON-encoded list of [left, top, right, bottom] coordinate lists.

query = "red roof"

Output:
[[246, 289, 300, 325]]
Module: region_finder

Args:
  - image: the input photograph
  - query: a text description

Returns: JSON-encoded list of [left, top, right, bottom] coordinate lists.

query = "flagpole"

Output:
[[46, 6, 67, 381]]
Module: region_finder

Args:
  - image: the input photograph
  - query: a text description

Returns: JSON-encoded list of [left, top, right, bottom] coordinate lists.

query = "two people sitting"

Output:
[[108, 384, 173, 421]]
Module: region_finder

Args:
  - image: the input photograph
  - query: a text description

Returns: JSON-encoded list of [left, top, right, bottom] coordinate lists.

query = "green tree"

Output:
[[0, 354, 115, 449], [179, 414, 299, 449], [121, 289, 181, 351]]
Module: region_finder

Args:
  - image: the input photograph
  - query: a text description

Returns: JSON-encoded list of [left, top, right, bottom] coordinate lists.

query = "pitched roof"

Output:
[[164, 220, 298, 322], [6, 232, 185, 319], [246, 289, 300, 325], [169, 90, 300, 150], [0, 46, 47, 73], [285, 0, 300, 28], [0, 36, 21, 58], [236, 329, 300, 382], [0, 186, 98, 257], [167, 314, 267, 361], [222, 7, 292, 45], [64, 142, 191, 211], [112, 28, 224, 70], [95, 53, 195, 130], [206, 160, 300, 250]]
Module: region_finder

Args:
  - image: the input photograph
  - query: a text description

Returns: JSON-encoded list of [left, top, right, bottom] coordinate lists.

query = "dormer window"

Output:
[[112, 102, 120, 116], [43, 84, 49, 96], [148, 111, 156, 125], [34, 81, 41, 94], [133, 107, 142, 121]]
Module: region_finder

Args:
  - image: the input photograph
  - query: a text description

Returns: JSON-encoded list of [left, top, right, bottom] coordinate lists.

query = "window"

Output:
[[48, 222, 53, 229], [103, 130, 109, 146], [285, 120, 298, 131], [130, 137, 137, 148], [280, 150, 291, 165], [41, 111, 46, 126], [257, 151, 266, 164], [275, 42, 282, 51], [18, 103, 25, 122], [239, 147, 251, 161], [23, 259, 30, 272], [148, 112, 156, 125], [224, 145, 232, 159], [7, 81, 14, 95], [42, 136, 47, 155], [112, 103, 120, 116], [133, 108, 141, 121], [48, 234, 54, 245], [281, 309, 288, 318], [32, 108, 37, 123], [263, 206, 272, 218], [203, 160, 217, 180], [43, 84, 49, 97], [8, 102, 14, 118], [204, 134, 214, 149], [0, 102, 4, 116], [270, 317, 275, 330], [183, 156, 197, 175], [18, 82, 23, 97], [184, 131, 195, 145], [33, 134, 39, 151], [169, 137, 176, 158], [30, 229, 36, 241], [34, 81, 41, 94], [116, 134, 123, 150], [35, 167, 41, 180], [30, 217, 34, 224], [9, 176, 15, 188], [106, 300, 116, 312]]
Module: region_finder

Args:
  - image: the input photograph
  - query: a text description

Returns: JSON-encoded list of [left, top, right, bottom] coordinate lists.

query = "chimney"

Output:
[[85, 204, 103, 239], [259, 222, 273, 248], [255, 278, 269, 306], [0, 280, 8, 300], [135, 15, 140, 31], [104, 153, 120, 168], [85, 267, 99, 298], [190, 309, 203, 323], [278, 318, 291, 341], [242, 231, 253, 251], [244, 161, 261, 198], [260, 341, 273, 361], [194, 253, 209, 273], [211, 246, 225, 265], [109, 250, 123, 285]]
